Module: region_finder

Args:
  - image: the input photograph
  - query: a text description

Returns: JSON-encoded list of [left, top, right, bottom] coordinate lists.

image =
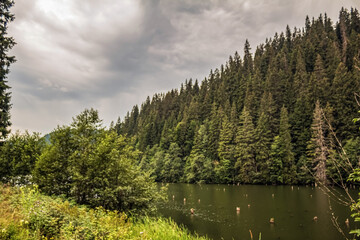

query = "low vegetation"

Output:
[[0, 184, 208, 240]]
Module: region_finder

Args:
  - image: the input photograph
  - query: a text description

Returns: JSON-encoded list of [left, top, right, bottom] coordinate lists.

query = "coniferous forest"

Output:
[[3, 3, 360, 239], [114, 8, 360, 185]]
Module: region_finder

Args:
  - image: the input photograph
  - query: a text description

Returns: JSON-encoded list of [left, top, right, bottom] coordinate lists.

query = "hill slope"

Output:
[[115, 8, 360, 185]]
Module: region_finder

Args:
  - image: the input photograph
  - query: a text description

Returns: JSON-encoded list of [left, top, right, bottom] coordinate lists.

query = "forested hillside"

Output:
[[115, 8, 360, 185]]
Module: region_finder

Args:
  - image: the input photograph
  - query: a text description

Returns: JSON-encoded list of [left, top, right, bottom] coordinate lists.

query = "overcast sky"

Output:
[[7, 0, 360, 135]]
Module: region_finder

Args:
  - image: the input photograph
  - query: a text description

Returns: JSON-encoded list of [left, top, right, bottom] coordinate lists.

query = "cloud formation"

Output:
[[8, 0, 360, 134]]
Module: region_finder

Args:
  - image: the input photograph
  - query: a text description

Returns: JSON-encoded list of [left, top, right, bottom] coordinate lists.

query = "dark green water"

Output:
[[157, 183, 357, 240]]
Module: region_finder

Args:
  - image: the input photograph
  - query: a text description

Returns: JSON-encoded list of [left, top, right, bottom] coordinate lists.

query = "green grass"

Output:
[[0, 184, 208, 240]]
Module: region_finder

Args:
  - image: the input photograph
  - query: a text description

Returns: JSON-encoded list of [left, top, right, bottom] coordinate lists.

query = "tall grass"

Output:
[[0, 184, 208, 240]]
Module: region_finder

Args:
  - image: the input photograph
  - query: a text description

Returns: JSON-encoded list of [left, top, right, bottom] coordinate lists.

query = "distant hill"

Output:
[[114, 8, 360, 185]]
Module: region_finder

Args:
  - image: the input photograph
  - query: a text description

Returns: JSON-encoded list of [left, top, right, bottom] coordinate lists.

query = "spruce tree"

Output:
[[186, 124, 213, 183], [269, 106, 296, 184], [162, 143, 183, 182], [0, 0, 15, 139], [269, 136, 284, 184], [280, 106, 296, 184], [217, 114, 236, 183], [208, 103, 221, 161], [331, 62, 358, 139], [243, 39, 253, 76], [309, 54, 330, 105], [254, 92, 276, 183], [235, 107, 256, 183]]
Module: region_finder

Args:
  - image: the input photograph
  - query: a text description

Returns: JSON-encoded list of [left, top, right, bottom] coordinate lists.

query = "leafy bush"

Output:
[[0, 131, 44, 184], [33, 109, 165, 214], [0, 184, 207, 240]]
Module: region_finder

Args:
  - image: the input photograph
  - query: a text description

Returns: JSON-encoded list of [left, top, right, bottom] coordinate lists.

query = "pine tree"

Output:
[[243, 39, 253, 76], [269, 136, 284, 184], [269, 106, 296, 184], [0, 0, 15, 139], [162, 143, 183, 182], [217, 114, 236, 183], [186, 124, 213, 183], [280, 106, 296, 184], [291, 50, 312, 162], [309, 54, 330, 106], [253, 92, 276, 183], [208, 103, 221, 161], [235, 107, 256, 183], [331, 62, 358, 139]]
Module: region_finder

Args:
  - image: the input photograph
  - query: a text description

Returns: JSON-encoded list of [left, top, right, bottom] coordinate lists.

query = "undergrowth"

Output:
[[0, 184, 208, 240]]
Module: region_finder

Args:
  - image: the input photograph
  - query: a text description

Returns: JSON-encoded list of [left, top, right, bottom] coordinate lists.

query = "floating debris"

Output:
[[345, 218, 350, 227], [248, 204, 251, 208], [236, 207, 240, 212], [270, 218, 275, 224], [190, 208, 194, 214], [313, 216, 318, 221]]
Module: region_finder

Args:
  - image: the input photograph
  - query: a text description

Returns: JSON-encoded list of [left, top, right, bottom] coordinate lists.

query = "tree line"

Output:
[[114, 8, 360, 185], [0, 109, 164, 214]]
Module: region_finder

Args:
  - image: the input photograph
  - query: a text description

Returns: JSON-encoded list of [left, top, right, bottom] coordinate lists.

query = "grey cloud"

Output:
[[8, 0, 360, 134]]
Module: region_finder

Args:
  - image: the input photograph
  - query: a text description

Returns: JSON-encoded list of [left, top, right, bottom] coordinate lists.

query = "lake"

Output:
[[157, 183, 357, 240]]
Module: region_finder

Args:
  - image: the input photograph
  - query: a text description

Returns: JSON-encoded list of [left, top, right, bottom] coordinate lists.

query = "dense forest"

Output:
[[114, 8, 360, 185], [3, 3, 360, 239]]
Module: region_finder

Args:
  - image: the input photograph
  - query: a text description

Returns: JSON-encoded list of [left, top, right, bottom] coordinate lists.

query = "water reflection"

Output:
[[157, 183, 358, 240]]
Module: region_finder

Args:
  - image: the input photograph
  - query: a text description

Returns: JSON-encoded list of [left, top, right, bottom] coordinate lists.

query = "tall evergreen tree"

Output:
[[252, 92, 277, 183], [235, 107, 256, 183], [309, 54, 330, 105], [186, 124, 213, 183], [217, 114, 236, 183], [269, 106, 296, 184], [331, 62, 358, 139], [0, 0, 15, 139]]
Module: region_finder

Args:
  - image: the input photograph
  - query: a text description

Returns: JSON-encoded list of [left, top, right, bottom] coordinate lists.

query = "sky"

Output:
[[7, 0, 360, 135]]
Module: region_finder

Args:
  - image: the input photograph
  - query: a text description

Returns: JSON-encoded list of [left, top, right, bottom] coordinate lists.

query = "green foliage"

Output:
[[268, 107, 296, 184], [0, 185, 208, 240], [114, 8, 360, 185], [33, 126, 73, 196], [235, 107, 256, 183], [268, 136, 284, 184], [217, 114, 236, 183], [186, 124, 214, 183], [33, 109, 164, 215], [162, 143, 184, 182], [0, 131, 44, 184], [0, 0, 15, 139], [348, 169, 360, 237]]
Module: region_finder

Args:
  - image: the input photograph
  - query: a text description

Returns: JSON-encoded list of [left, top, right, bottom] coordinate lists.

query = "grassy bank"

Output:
[[0, 184, 208, 240]]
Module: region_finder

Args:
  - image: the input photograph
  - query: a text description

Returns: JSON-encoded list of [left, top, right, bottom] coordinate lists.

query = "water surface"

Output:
[[157, 183, 357, 240]]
